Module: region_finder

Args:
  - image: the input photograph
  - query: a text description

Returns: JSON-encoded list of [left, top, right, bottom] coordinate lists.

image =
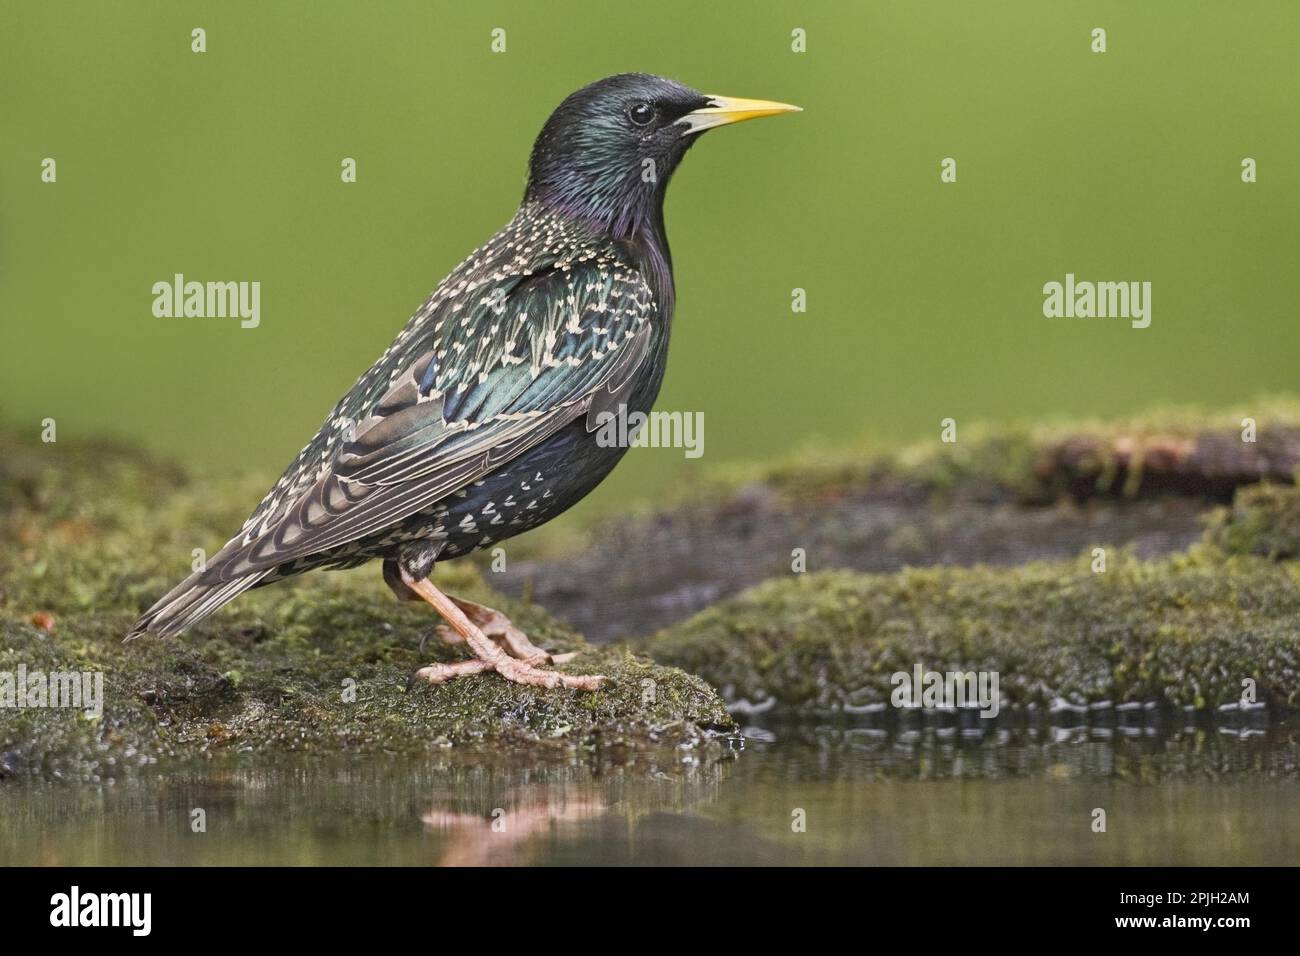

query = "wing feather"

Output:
[[208, 259, 654, 581]]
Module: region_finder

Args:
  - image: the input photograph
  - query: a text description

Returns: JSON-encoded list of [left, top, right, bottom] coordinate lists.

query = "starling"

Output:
[[129, 74, 799, 689]]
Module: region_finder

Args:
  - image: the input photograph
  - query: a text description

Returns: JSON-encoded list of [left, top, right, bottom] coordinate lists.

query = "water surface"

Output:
[[3, 714, 1296, 866]]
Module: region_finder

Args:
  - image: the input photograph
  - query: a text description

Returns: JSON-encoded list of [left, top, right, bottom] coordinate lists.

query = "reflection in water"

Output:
[[747, 708, 1299, 782], [0, 716, 1296, 865], [422, 794, 607, 866], [416, 758, 726, 865]]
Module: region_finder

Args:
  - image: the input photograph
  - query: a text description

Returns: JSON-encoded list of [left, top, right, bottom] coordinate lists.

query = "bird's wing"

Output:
[[209, 258, 655, 580]]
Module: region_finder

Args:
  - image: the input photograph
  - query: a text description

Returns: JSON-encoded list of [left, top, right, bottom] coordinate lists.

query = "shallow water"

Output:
[[2, 716, 1297, 866]]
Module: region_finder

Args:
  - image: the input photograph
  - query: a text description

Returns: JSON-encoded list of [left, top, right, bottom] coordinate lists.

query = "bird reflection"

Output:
[[421, 786, 609, 866]]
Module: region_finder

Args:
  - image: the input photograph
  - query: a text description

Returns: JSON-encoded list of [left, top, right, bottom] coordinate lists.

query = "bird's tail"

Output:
[[126, 564, 269, 640]]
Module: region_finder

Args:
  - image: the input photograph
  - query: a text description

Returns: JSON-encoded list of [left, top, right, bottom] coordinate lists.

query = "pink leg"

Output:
[[404, 571, 606, 691]]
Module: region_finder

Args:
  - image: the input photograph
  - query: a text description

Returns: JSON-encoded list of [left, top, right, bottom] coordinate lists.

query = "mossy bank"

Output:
[[668, 396, 1300, 508], [0, 431, 733, 782], [5, 417, 1299, 781], [645, 548, 1300, 714]]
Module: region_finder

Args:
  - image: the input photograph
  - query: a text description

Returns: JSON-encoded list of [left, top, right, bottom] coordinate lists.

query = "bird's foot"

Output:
[[404, 574, 605, 691], [415, 654, 607, 691], [427, 596, 576, 667]]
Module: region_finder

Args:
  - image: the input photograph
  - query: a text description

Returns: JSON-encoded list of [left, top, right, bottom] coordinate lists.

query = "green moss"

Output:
[[7, 399, 1299, 782], [0, 597, 733, 783], [1204, 481, 1300, 560], [644, 554, 1300, 714], [0, 430, 734, 782], [650, 396, 1300, 509]]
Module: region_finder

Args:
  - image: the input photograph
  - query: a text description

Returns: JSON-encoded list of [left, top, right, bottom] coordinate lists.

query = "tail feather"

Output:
[[127, 567, 269, 639]]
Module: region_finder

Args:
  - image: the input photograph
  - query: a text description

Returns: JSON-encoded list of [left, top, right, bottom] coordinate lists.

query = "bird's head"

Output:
[[525, 73, 799, 242]]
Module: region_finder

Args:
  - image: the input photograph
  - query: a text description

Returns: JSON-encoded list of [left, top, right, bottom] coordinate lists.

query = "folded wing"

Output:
[[212, 259, 655, 580]]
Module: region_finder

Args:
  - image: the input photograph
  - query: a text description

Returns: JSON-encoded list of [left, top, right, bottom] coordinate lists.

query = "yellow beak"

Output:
[[677, 95, 802, 135]]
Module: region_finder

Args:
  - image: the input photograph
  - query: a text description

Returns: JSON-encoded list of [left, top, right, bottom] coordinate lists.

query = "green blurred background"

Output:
[[3, 1, 1297, 517]]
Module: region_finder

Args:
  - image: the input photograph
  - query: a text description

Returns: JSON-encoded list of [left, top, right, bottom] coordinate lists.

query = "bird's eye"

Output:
[[627, 102, 655, 127]]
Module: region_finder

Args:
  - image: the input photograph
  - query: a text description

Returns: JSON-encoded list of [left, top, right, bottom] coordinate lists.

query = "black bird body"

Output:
[[248, 206, 670, 585], [130, 74, 798, 683]]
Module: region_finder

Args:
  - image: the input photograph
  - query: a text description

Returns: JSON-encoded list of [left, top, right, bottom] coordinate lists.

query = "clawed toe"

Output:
[[417, 624, 467, 655], [431, 624, 465, 646], [412, 656, 607, 690], [413, 659, 494, 685], [448, 596, 560, 663], [400, 571, 605, 692], [493, 656, 608, 690]]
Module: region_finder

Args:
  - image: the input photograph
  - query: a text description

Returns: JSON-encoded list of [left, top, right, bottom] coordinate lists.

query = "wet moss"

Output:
[[0, 431, 734, 782], [1204, 481, 1300, 560], [0, 599, 734, 783], [644, 553, 1300, 714]]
